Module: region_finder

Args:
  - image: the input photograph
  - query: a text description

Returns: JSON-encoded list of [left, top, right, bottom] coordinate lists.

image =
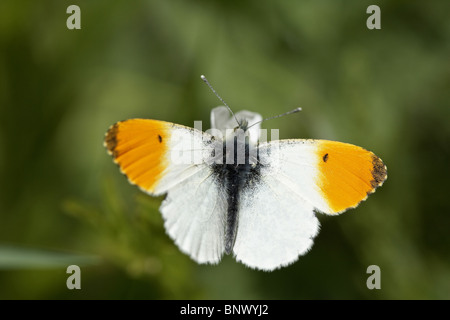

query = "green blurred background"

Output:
[[0, 0, 449, 299]]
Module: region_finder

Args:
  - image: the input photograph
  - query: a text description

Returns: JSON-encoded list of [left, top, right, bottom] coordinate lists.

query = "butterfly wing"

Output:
[[160, 167, 226, 264], [259, 139, 387, 214], [104, 119, 226, 264], [233, 139, 387, 271], [233, 173, 320, 271]]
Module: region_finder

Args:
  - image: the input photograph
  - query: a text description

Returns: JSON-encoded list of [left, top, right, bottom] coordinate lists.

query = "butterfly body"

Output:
[[211, 119, 262, 254]]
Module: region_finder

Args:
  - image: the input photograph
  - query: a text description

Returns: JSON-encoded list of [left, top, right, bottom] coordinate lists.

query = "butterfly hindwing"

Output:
[[233, 173, 320, 271], [160, 167, 226, 264]]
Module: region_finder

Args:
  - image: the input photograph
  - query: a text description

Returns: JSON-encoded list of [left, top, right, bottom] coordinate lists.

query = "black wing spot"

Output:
[[105, 123, 119, 158], [158, 135, 162, 143], [370, 155, 387, 188], [323, 153, 329, 162]]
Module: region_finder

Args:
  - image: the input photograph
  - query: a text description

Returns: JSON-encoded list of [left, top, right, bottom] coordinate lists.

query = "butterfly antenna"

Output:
[[201, 75, 240, 126], [247, 107, 302, 129]]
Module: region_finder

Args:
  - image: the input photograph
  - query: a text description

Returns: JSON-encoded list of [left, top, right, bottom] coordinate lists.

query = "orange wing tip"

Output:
[[316, 141, 387, 214], [104, 119, 170, 195], [334, 155, 387, 214]]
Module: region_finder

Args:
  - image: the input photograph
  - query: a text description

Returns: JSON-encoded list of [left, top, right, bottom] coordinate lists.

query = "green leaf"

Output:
[[0, 245, 100, 270]]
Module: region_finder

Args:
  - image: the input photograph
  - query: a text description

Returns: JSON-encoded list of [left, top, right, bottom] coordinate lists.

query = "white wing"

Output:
[[233, 172, 320, 271], [105, 119, 227, 264], [161, 167, 227, 264], [233, 139, 386, 271], [232, 140, 323, 271], [158, 124, 227, 264]]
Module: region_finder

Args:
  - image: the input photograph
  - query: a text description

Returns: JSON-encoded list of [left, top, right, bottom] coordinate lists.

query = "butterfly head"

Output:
[[236, 118, 249, 132], [211, 106, 263, 146]]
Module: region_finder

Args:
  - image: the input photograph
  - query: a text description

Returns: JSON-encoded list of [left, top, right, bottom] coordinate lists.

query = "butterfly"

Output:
[[104, 76, 387, 271]]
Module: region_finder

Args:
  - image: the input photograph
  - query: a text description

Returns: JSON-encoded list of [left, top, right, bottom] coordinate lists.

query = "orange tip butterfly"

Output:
[[104, 75, 387, 271]]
